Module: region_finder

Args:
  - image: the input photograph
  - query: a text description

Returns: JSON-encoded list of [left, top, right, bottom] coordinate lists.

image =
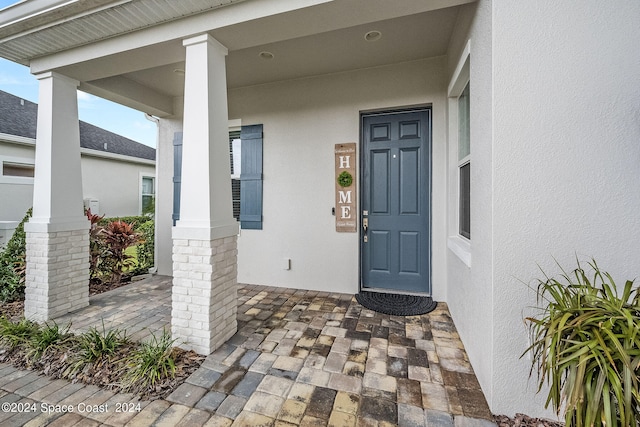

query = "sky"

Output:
[[0, 1, 157, 147], [0, 58, 157, 148]]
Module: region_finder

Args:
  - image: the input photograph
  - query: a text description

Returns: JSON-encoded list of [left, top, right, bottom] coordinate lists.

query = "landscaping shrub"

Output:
[[132, 219, 154, 275], [27, 321, 73, 360], [524, 259, 640, 427], [101, 220, 142, 284], [123, 329, 176, 392], [77, 322, 129, 365], [87, 211, 149, 284], [0, 208, 31, 302], [0, 316, 39, 349]]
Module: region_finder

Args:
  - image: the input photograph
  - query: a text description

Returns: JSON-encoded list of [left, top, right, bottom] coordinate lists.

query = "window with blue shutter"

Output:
[[240, 124, 263, 229], [172, 126, 263, 229]]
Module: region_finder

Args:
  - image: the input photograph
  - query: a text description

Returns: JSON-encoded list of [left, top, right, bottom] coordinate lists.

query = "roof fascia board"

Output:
[[0, 133, 154, 164], [30, 0, 332, 74], [80, 147, 156, 165], [0, 132, 36, 146]]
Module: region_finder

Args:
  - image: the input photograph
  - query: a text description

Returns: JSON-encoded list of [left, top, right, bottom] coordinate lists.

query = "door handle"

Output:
[[362, 218, 368, 242]]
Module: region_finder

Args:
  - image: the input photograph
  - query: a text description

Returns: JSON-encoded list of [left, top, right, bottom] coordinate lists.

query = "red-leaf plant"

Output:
[[100, 220, 142, 285], [86, 209, 105, 281]]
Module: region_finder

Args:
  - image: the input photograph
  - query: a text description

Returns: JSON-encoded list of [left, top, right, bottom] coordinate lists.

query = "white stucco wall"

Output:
[[226, 58, 449, 297], [156, 112, 183, 276], [443, 0, 496, 412], [490, 0, 640, 418]]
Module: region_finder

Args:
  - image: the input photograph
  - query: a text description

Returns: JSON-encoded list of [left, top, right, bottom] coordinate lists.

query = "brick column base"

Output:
[[172, 235, 238, 355], [24, 229, 90, 321]]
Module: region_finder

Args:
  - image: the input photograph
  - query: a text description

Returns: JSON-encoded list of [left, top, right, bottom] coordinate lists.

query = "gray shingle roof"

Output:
[[0, 89, 155, 161]]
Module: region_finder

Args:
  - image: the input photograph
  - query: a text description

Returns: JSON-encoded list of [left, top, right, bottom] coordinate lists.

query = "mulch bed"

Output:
[[494, 414, 564, 426], [0, 279, 205, 401]]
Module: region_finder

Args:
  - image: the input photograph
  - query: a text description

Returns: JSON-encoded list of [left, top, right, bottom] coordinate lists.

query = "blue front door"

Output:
[[361, 108, 431, 294]]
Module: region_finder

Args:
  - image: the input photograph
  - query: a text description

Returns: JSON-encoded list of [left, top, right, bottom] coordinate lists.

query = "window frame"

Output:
[[139, 173, 155, 215], [447, 41, 471, 267], [0, 156, 35, 185]]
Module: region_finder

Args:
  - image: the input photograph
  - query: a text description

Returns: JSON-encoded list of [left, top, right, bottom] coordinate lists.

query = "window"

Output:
[[458, 82, 470, 239], [447, 41, 471, 266], [141, 176, 155, 215], [172, 125, 263, 229], [3, 161, 34, 178], [229, 131, 241, 220]]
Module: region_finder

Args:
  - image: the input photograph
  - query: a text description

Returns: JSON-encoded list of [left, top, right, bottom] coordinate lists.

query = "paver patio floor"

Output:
[[0, 275, 496, 426]]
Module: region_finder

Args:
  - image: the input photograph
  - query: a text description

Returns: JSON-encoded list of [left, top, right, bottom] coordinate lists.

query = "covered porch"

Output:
[[50, 275, 494, 426]]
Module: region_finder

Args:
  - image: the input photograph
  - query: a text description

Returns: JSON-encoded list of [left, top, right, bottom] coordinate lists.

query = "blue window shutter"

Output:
[[172, 132, 183, 226], [240, 124, 263, 229]]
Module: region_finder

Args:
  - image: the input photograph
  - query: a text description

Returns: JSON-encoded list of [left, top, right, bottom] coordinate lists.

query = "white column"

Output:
[[24, 72, 89, 321], [172, 34, 239, 355]]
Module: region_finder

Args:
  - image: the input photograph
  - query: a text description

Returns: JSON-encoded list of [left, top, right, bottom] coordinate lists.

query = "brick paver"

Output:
[[0, 276, 496, 426]]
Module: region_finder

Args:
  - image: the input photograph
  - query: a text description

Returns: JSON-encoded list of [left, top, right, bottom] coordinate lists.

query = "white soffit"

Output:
[[0, 0, 246, 64]]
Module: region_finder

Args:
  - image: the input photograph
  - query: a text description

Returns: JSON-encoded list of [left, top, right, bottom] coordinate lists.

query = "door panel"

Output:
[[361, 109, 431, 294]]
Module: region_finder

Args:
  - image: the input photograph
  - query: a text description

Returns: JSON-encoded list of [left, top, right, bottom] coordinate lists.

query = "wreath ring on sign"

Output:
[[337, 171, 353, 187]]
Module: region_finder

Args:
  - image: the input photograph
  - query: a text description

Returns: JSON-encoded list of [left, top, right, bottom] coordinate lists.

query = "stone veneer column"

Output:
[[24, 72, 89, 321], [172, 34, 239, 355], [172, 235, 238, 353]]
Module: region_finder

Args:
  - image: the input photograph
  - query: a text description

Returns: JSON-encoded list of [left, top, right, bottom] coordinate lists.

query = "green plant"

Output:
[[134, 220, 154, 274], [123, 329, 176, 390], [86, 208, 106, 282], [0, 316, 40, 348], [0, 208, 32, 302], [337, 171, 353, 187], [27, 321, 73, 359], [524, 260, 640, 427], [100, 220, 142, 284], [77, 322, 129, 364]]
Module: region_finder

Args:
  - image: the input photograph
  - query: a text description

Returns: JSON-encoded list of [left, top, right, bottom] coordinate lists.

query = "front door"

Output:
[[361, 108, 431, 294]]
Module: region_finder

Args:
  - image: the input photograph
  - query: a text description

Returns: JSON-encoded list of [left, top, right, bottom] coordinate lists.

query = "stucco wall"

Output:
[[0, 140, 155, 222], [490, 0, 640, 418], [81, 155, 155, 217], [443, 0, 496, 412], [226, 58, 448, 297], [0, 141, 34, 221]]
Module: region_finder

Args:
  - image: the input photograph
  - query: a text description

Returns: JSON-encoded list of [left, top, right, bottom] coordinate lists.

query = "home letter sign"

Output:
[[335, 143, 357, 232]]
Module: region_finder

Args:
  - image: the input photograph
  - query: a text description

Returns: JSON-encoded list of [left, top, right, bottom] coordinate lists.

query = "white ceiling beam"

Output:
[[80, 77, 173, 117]]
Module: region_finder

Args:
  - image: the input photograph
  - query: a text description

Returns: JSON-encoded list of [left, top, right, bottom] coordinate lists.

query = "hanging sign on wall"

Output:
[[335, 143, 357, 232]]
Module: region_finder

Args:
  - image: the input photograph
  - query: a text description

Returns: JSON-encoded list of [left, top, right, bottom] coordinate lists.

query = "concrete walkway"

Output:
[[0, 276, 497, 426]]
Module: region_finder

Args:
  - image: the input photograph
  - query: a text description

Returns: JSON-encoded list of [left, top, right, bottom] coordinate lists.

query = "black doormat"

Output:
[[355, 291, 437, 316]]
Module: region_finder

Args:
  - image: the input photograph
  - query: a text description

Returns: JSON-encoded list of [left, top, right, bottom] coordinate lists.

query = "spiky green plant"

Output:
[[27, 321, 73, 359], [0, 316, 39, 348], [77, 321, 129, 364], [524, 260, 640, 427], [123, 329, 176, 391]]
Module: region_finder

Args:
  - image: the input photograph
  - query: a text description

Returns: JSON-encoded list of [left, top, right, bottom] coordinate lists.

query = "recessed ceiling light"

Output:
[[259, 51, 274, 60], [173, 69, 185, 75], [364, 30, 382, 42]]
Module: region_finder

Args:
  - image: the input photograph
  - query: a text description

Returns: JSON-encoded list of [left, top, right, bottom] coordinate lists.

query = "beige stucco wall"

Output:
[[227, 57, 448, 297], [80, 155, 155, 217], [0, 140, 155, 222], [0, 141, 35, 221]]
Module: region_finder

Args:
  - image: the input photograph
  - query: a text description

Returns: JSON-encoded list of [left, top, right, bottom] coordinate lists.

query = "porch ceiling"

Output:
[[0, 0, 474, 117]]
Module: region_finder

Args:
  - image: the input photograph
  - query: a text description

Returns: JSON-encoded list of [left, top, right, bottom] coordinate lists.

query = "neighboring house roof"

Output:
[[0, 89, 155, 161]]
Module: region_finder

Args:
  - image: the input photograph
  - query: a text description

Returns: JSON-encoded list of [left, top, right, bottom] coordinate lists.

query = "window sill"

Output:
[[448, 235, 471, 268]]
